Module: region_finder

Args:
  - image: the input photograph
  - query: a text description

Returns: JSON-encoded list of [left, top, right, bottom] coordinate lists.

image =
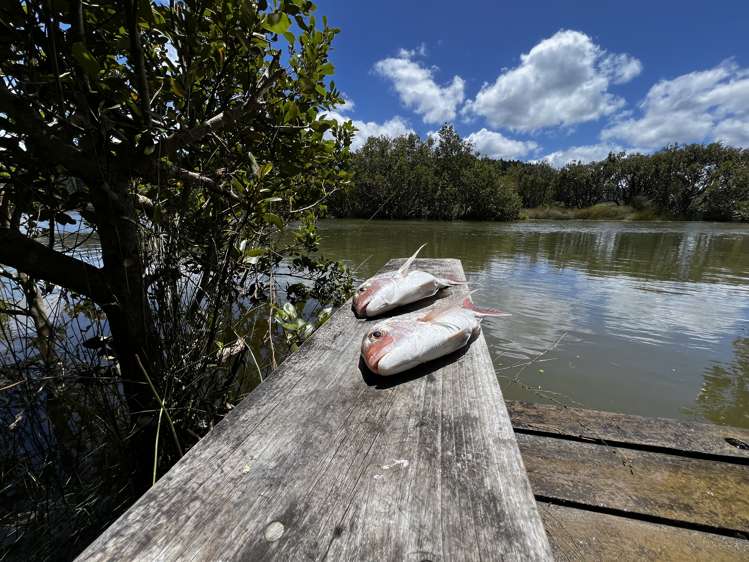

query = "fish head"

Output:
[[361, 320, 418, 375], [352, 275, 396, 317], [361, 322, 395, 374]]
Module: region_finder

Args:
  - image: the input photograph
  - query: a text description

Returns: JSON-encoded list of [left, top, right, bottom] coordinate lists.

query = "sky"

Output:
[[316, 0, 749, 166]]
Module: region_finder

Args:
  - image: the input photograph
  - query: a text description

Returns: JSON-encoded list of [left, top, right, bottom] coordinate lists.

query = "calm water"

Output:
[[318, 219, 749, 428]]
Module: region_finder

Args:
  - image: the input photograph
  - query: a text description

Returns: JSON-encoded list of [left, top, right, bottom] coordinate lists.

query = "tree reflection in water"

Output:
[[691, 337, 749, 427]]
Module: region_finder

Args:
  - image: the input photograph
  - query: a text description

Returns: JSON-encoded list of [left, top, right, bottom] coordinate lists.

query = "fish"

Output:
[[361, 295, 510, 376], [352, 244, 465, 317]]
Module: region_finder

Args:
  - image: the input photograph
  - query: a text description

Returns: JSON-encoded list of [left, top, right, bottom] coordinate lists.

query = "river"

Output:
[[318, 219, 749, 429]]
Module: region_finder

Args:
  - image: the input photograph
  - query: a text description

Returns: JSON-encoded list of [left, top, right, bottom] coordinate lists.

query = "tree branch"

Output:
[[0, 307, 30, 317], [0, 228, 111, 305], [141, 160, 241, 202], [154, 68, 284, 158], [124, 0, 152, 128]]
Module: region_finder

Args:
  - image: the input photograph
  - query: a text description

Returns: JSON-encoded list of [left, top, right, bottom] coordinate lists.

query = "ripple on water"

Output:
[[320, 219, 749, 427]]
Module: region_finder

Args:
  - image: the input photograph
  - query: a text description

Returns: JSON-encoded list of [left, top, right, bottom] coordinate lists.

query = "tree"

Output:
[[0, 0, 353, 501]]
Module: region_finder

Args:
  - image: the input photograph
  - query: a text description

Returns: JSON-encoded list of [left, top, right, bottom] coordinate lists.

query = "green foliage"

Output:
[[329, 125, 522, 220], [0, 0, 355, 558], [333, 130, 749, 221]]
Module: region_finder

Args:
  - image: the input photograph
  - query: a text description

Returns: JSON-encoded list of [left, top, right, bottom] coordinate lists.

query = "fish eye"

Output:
[[372, 330, 383, 338], [358, 286, 366, 292]]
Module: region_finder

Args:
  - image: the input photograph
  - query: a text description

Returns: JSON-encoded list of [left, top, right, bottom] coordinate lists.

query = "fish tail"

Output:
[[462, 297, 511, 318]]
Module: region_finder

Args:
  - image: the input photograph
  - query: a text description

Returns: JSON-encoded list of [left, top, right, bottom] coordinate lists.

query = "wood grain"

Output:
[[78, 258, 551, 561], [517, 432, 749, 533], [508, 400, 749, 461], [538, 502, 749, 562]]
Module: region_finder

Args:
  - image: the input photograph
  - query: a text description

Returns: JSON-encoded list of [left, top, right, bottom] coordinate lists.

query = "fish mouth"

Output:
[[362, 335, 393, 374], [352, 295, 371, 317]]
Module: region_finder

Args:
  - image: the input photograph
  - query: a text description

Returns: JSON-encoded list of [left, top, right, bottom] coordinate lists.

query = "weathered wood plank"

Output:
[[79, 258, 551, 561], [508, 400, 749, 461], [538, 502, 749, 562], [517, 432, 749, 533]]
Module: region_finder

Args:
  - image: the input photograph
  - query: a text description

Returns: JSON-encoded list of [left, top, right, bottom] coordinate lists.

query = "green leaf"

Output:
[[263, 212, 284, 230], [263, 12, 291, 34], [71, 42, 100, 79], [320, 63, 334, 76], [170, 77, 186, 97], [262, 196, 282, 203], [248, 152, 260, 177], [259, 162, 273, 178], [284, 101, 299, 123], [243, 247, 266, 257]]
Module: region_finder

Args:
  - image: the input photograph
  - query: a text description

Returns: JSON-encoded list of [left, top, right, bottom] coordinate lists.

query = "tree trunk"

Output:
[[91, 181, 165, 492]]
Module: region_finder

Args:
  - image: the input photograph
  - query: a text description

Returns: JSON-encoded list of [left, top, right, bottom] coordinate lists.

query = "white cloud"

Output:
[[602, 61, 749, 148], [466, 128, 539, 160], [398, 42, 427, 59], [336, 95, 356, 114], [714, 118, 749, 146], [462, 30, 642, 131], [539, 143, 636, 168], [325, 111, 414, 151], [374, 49, 465, 124]]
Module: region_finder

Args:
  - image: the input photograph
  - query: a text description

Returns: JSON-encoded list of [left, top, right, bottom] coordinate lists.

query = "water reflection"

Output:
[[691, 338, 749, 427], [319, 219, 749, 428]]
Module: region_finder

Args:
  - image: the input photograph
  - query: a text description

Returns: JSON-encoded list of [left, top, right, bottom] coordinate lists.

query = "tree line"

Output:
[[329, 125, 749, 222]]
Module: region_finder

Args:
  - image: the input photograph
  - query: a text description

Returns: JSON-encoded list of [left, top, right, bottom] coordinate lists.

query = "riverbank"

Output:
[[521, 203, 663, 221]]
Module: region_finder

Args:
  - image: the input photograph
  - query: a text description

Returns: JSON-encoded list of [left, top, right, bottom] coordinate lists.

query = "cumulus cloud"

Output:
[[466, 128, 539, 160], [462, 30, 642, 131], [325, 111, 414, 151], [539, 143, 637, 168], [602, 61, 749, 148], [374, 49, 465, 124]]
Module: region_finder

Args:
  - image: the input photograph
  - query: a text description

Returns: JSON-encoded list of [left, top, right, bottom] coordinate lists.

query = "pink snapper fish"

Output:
[[352, 244, 465, 317], [361, 296, 510, 376]]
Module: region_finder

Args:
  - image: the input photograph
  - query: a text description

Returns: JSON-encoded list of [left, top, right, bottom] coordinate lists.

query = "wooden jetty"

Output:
[[79, 259, 552, 561], [507, 400, 749, 561]]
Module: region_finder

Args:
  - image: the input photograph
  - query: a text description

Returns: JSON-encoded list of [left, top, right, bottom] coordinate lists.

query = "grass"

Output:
[[521, 203, 665, 221]]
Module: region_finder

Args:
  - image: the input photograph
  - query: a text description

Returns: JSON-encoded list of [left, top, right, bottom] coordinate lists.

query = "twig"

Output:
[[135, 354, 183, 458]]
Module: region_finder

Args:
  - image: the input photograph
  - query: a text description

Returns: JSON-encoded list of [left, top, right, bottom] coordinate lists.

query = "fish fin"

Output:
[[462, 297, 511, 318], [397, 243, 427, 277], [436, 275, 469, 287], [418, 298, 460, 322]]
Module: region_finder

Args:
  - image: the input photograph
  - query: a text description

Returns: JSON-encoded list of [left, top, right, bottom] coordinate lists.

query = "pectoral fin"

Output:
[[436, 276, 469, 288]]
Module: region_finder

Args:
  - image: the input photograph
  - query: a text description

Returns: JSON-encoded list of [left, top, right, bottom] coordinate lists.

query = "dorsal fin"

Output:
[[419, 290, 511, 322], [417, 291, 472, 322], [397, 243, 427, 277]]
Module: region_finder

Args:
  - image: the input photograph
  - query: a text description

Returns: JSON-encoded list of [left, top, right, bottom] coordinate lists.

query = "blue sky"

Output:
[[317, 0, 749, 165]]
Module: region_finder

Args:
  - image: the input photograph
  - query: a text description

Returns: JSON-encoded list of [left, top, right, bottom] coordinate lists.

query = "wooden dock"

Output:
[[79, 259, 552, 561], [507, 400, 749, 561]]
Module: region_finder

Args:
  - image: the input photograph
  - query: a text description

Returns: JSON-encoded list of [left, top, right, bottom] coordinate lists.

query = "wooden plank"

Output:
[[79, 259, 551, 561], [508, 400, 749, 461], [538, 502, 749, 562], [517, 432, 749, 533]]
